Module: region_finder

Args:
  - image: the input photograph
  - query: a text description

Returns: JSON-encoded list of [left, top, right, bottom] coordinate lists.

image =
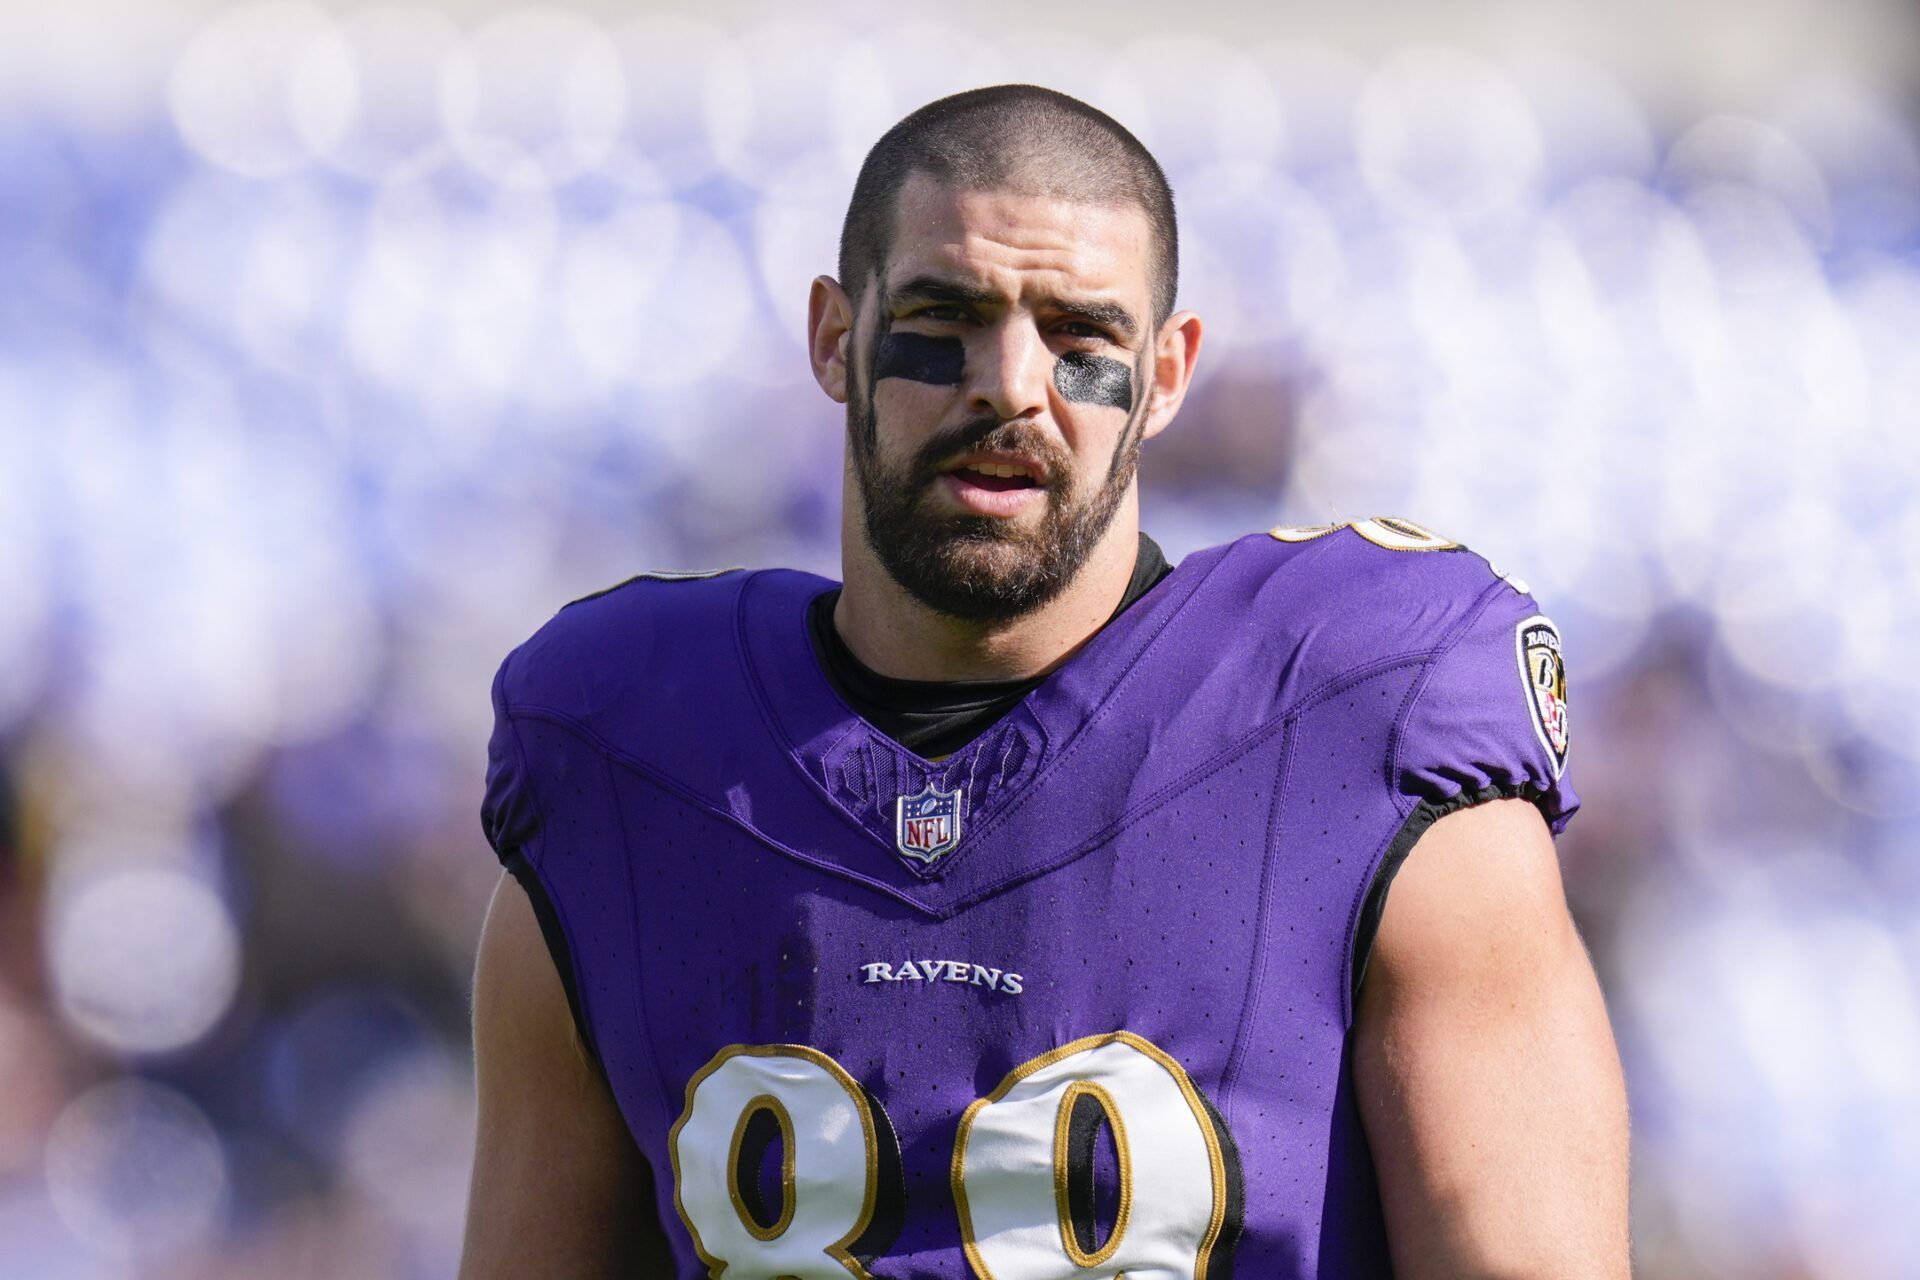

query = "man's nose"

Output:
[[966, 320, 1051, 423]]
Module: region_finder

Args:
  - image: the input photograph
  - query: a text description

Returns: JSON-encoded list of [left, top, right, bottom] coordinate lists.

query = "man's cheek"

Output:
[[865, 386, 950, 480], [872, 380, 952, 447]]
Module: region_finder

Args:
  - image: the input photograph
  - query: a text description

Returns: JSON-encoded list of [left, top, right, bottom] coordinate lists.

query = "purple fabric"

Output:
[[481, 528, 1579, 1277]]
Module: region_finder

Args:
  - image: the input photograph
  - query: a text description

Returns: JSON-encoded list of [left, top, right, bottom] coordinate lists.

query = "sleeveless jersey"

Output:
[[480, 523, 1579, 1279]]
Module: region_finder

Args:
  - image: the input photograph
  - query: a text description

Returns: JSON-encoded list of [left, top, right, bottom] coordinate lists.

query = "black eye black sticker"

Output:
[[873, 332, 1135, 414], [876, 332, 965, 385], [1053, 351, 1134, 412]]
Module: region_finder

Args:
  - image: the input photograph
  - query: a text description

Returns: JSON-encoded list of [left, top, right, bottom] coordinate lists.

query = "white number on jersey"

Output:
[[669, 1044, 886, 1279], [669, 1032, 1241, 1279], [954, 1031, 1239, 1280]]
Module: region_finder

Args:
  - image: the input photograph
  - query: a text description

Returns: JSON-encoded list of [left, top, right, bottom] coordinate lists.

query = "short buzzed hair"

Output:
[[839, 85, 1178, 328]]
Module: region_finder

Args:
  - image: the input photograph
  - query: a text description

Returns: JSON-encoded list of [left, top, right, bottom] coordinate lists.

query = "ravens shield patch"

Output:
[[1516, 616, 1569, 776]]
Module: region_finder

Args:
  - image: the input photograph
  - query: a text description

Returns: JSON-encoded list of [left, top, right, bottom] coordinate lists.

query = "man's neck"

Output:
[[834, 485, 1144, 683]]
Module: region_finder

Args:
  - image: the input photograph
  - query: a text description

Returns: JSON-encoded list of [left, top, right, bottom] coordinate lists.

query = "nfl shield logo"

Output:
[[895, 783, 964, 865]]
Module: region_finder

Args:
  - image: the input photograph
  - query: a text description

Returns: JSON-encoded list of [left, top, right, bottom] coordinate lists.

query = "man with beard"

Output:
[[461, 87, 1628, 1279]]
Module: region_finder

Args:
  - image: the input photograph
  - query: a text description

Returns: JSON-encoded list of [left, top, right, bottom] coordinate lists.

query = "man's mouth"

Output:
[[938, 450, 1048, 489], [935, 453, 1049, 517], [948, 461, 1039, 492]]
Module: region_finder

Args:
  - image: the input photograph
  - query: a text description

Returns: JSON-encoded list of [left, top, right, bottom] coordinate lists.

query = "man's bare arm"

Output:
[[460, 871, 675, 1279], [1354, 797, 1629, 1279]]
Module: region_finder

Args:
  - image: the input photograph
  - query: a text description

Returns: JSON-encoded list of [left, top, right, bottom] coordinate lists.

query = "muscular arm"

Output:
[[1354, 797, 1629, 1279], [460, 871, 675, 1279]]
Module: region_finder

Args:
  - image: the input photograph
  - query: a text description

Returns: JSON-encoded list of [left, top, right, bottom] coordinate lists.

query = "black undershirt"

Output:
[[807, 533, 1173, 759]]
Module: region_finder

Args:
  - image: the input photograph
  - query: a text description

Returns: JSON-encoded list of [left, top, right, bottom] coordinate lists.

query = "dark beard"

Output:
[[849, 381, 1146, 624]]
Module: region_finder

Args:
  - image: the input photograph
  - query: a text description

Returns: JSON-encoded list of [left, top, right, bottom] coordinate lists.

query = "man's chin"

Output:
[[890, 492, 1043, 546], [929, 532, 1046, 576], [860, 476, 1097, 622], [877, 527, 1066, 622]]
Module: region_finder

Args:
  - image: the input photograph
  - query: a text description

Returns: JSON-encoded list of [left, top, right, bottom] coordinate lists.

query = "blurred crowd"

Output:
[[2, 3, 1919, 1277]]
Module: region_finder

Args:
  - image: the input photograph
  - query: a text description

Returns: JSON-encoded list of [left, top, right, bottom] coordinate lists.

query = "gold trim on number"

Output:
[[1052, 1080, 1132, 1268], [952, 1030, 1231, 1280], [669, 1043, 880, 1280], [727, 1093, 797, 1242]]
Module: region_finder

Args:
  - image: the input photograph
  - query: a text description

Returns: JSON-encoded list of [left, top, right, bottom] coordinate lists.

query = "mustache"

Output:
[[907, 417, 1071, 488]]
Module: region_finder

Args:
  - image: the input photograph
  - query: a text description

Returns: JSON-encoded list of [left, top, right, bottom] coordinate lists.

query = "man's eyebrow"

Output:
[[1047, 297, 1139, 342], [884, 276, 1002, 309], [884, 277, 1141, 342]]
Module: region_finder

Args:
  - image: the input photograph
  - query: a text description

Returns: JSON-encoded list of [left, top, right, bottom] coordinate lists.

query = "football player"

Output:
[[460, 86, 1628, 1279]]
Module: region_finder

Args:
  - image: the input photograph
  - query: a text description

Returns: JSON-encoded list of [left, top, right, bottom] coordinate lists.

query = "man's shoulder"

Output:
[[1186, 518, 1534, 680], [545, 564, 756, 643], [492, 564, 832, 714], [1186, 520, 1575, 821]]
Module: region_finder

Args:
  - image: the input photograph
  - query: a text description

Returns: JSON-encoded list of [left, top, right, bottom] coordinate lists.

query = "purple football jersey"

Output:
[[481, 524, 1577, 1279]]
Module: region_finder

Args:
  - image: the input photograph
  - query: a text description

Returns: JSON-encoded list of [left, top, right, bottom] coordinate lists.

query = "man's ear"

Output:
[[809, 275, 855, 404], [1139, 309, 1203, 443]]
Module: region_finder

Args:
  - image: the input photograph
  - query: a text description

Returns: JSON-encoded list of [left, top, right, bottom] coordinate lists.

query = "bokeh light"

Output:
[[49, 867, 241, 1057], [439, 8, 626, 187], [168, 2, 355, 177], [317, 5, 464, 181], [44, 1080, 228, 1260]]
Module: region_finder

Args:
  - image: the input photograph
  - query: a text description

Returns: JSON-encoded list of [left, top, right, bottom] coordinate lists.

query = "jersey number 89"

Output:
[[669, 1031, 1242, 1279]]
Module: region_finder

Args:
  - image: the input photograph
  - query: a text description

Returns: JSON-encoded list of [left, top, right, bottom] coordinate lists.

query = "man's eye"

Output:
[[1061, 321, 1111, 342], [916, 304, 970, 323]]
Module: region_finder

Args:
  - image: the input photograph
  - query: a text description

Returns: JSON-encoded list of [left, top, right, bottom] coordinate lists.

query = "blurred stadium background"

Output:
[[2, 0, 1919, 1275]]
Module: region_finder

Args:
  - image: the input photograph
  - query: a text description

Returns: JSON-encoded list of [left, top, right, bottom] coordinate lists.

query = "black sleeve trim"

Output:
[[500, 848, 601, 1069], [1349, 782, 1551, 1011]]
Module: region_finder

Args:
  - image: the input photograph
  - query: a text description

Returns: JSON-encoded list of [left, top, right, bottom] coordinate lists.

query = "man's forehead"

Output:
[[879, 172, 1152, 308]]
